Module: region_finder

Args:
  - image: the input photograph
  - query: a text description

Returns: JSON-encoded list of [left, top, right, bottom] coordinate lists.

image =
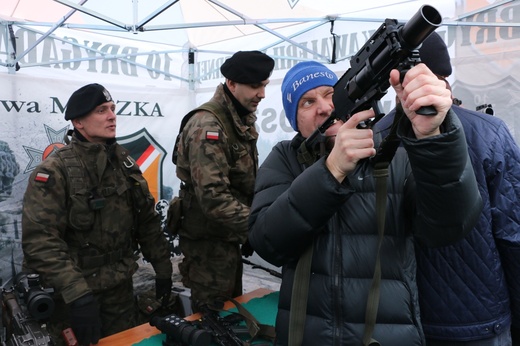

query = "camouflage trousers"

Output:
[[47, 278, 137, 346], [179, 237, 243, 311]]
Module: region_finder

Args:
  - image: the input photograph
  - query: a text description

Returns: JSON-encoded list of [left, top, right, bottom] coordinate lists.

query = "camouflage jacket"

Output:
[[175, 84, 259, 244], [22, 133, 172, 304]]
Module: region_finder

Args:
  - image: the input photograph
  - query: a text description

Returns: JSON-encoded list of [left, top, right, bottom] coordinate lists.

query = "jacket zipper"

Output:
[[333, 225, 343, 346]]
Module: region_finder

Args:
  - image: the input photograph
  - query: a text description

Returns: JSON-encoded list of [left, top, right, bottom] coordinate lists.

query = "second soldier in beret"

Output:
[[173, 50, 275, 311]]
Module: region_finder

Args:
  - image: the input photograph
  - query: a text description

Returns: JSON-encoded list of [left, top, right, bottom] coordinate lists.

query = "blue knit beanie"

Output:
[[281, 61, 338, 131]]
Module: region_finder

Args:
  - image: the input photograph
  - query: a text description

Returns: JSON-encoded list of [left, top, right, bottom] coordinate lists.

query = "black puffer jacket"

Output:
[[373, 105, 520, 341], [248, 110, 482, 346]]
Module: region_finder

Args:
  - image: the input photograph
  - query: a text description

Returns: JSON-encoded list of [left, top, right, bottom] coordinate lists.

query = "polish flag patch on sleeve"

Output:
[[206, 131, 220, 140], [35, 172, 50, 183]]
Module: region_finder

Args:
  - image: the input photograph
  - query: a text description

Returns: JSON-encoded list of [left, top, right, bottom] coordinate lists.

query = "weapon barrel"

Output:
[[400, 5, 442, 48], [305, 4, 443, 153]]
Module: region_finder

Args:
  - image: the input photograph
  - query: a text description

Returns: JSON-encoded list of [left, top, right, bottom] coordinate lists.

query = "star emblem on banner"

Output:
[[23, 125, 69, 173], [287, 0, 299, 9]]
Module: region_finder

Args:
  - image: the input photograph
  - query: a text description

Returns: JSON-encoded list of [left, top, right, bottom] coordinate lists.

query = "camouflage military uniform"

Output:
[[22, 132, 173, 344], [176, 84, 258, 308]]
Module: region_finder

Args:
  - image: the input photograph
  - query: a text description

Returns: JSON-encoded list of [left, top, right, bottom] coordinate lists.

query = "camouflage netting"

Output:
[[0, 141, 20, 200]]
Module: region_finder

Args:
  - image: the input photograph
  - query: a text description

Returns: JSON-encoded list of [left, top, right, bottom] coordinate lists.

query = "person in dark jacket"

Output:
[[248, 59, 482, 345], [375, 31, 520, 346]]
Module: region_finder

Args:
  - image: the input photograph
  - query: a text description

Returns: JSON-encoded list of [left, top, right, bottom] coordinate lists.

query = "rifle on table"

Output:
[[1, 273, 55, 346], [151, 310, 249, 346], [150, 304, 273, 346], [150, 312, 211, 346], [304, 4, 442, 152], [198, 306, 251, 346]]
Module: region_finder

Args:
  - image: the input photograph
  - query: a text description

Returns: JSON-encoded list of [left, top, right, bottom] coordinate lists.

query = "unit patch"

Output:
[[35, 172, 50, 183], [206, 131, 220, 140]]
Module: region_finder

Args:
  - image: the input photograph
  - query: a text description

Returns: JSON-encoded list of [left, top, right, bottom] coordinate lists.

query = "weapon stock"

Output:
[[305, 5, 442, 151]]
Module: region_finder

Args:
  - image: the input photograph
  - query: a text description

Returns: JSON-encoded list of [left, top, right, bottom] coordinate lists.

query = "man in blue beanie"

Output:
[[248, 59, 482, 345], [281, 61, 339, 132], [376, 31, 520, 346]]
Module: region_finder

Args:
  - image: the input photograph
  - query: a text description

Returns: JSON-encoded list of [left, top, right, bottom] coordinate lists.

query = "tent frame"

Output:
[[1, 0, 517, 89]]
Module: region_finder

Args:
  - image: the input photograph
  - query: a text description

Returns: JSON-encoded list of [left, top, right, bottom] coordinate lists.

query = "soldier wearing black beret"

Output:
[[173, 50, 275, 312], [22, 83, 173, 345], [64, 83, 113, 121], [220, 50, 275, 84]]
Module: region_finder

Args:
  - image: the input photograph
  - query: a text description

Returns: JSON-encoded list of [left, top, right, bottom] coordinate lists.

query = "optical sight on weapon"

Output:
[[150, 313, 212, 346], [12, 272, 54, 320], [1, 272, 55, 346]]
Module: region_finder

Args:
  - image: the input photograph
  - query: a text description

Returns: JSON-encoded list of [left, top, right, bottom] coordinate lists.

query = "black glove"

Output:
[[241, 240, 254, 257], [69, 293, 101, 346], [155, 278, 172, 305]]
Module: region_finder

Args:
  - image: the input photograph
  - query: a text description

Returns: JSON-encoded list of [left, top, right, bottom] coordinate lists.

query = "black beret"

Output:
[[220, 51, 275, 84], [64, 83, 113, 120], [419, 31, 452, 77]]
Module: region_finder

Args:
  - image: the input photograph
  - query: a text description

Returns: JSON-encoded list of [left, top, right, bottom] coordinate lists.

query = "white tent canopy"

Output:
[[2, 0, 516, 84]]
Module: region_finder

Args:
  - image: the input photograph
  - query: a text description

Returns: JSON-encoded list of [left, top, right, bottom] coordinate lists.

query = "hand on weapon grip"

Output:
[[326, 110, 376, 182], [390, 65, 451, 139]]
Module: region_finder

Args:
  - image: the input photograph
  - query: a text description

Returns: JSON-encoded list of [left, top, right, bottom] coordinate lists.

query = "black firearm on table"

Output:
[[1, 273, 55, 346], [150, 302, 278, 346], [150, 309, 251, 346], [304, 4, 443, 152]]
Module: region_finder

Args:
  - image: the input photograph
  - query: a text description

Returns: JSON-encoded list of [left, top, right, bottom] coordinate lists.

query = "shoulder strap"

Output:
[[288, 244, 313, 346], [289, 139, 320, 346], [203, 296, 276, 344], [206, 102, 241, 153], [57, 144, 137, 194], [371, 105, 404, 168], [227, 297, 276, 343], [55, 146, 87, 195], [172, 101, 239, 165], [362, 105, 404, 346]]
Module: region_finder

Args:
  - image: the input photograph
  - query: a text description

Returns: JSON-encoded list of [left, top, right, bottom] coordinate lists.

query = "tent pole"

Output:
[[132, 0, 138, 33], [188, 49, 195, 91], [5, 23, 17, 74]]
